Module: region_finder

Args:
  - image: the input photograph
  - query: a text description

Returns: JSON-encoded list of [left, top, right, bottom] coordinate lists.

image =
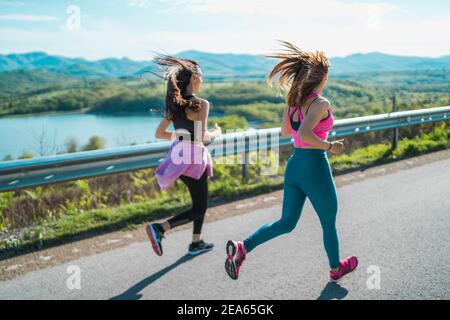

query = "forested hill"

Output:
[[1, 51, 449, 79], [1, 68, 449, 124]]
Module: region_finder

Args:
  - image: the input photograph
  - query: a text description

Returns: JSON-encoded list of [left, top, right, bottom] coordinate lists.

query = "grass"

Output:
[[1, 123, 449, 254], [330, 123, 449, 171]]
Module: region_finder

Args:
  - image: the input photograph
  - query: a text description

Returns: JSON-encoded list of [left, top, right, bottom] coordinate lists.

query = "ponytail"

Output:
[[267, 41, 330, 107], [153, 54, 202, 120]]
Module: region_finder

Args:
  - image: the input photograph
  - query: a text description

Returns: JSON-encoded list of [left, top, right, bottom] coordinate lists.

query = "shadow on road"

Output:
[[110, 252, 206, 300], [317, 282, 348, 300]]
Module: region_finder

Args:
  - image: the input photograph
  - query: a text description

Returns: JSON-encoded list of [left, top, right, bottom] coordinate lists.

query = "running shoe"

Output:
[[188, 240, 214, 256], [329, 256, 358, 282], [145, 223, 165, 256], [225, 240, 246, 280]]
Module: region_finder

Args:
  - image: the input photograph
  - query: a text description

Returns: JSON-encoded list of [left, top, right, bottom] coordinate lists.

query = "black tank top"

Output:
[[172, 95, 196, 142]]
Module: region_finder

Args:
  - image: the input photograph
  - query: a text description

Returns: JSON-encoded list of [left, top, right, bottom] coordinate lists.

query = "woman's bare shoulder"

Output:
[[186, 97, 209, 120], [315, 96, 331, 107], [194, 98, 209, 115], [305, 97, 330, 120], [193, 97, 209, 108]]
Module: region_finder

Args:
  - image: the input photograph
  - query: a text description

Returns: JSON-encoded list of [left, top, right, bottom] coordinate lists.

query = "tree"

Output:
[[2, 154, 14, 161], [82, 135, 106, 151], [30, 124, 60, 156], [66, 138, 78, 153], [18, 152, 33, 159], [209, 115, 248, 131]]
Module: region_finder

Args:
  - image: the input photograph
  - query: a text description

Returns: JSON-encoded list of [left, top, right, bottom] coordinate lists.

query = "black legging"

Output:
[[168, 170, 208, 234]]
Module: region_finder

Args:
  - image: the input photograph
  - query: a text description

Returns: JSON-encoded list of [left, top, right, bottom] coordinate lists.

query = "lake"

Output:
[[0, 112, 260, 160]]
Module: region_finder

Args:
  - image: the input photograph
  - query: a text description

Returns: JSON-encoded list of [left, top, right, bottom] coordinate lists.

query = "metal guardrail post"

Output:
[[242, 135, 250, 182], [391, 95, 399, 150]]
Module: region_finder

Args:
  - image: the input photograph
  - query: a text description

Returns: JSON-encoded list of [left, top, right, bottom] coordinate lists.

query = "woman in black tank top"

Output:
[[145, 54, 222, 257]]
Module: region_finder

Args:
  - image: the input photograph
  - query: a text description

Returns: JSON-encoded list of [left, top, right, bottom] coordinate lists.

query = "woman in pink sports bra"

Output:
[[225, 41, 358, 282], [289, 92, 334, 149]]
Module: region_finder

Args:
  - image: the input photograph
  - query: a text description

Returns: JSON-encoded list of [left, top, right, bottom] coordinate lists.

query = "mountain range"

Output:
[[1, 50, 449, 80]]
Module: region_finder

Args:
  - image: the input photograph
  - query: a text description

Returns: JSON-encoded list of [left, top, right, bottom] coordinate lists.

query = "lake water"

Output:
[[0, 112, 260, 160]]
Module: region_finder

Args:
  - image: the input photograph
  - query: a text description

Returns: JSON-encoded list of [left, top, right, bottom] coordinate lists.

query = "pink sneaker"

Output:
[[225, 240, 246, 280], [330, 256, 358, 282]]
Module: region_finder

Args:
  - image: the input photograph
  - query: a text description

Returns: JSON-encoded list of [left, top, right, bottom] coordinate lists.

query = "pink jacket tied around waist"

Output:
[[290, 93, 334, 148], [155, 140, 213, 190]]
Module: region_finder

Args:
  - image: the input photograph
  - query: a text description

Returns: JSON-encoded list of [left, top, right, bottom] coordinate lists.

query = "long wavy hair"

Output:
[[267, 41, 330, 107], [153, 54, 202, 120]]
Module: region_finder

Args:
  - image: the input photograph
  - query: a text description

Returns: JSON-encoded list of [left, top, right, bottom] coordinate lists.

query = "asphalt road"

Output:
[[1, 157, 450, 300]]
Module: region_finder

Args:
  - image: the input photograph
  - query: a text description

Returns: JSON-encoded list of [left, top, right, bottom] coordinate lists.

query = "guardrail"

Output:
[[1, 105, 449, 193]]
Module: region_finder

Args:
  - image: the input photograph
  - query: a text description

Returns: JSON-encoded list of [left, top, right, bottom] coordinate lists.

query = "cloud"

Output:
[[127, 0, 153, 8], [0, 1, 25, 6], [0, 2, 448, 60], [2, 17, 449, 61], [155, 0, 397, 32], [158, 0, 397, 18], [0, 14, 61, 22]]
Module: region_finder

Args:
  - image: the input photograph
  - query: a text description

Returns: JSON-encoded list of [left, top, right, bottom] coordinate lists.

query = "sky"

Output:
[[0, 0, 449, 60]]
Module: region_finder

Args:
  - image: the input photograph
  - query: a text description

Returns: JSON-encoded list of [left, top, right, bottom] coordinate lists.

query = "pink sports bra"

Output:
[[289, 93, 334, 148]]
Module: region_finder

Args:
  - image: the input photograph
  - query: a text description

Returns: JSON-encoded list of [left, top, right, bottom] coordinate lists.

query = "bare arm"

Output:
[[155, 117, 174, 141], [197, 100, 221, 143], [281, 105, 292, 137]]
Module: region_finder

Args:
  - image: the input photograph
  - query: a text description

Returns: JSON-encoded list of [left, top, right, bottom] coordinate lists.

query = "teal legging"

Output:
[[243, 148, 340, 269]]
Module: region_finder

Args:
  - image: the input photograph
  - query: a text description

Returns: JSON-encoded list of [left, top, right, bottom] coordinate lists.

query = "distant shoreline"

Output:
[[0, 109, 165, 119], [0, 109, 90, 119], [0, 109, 236, 120]]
